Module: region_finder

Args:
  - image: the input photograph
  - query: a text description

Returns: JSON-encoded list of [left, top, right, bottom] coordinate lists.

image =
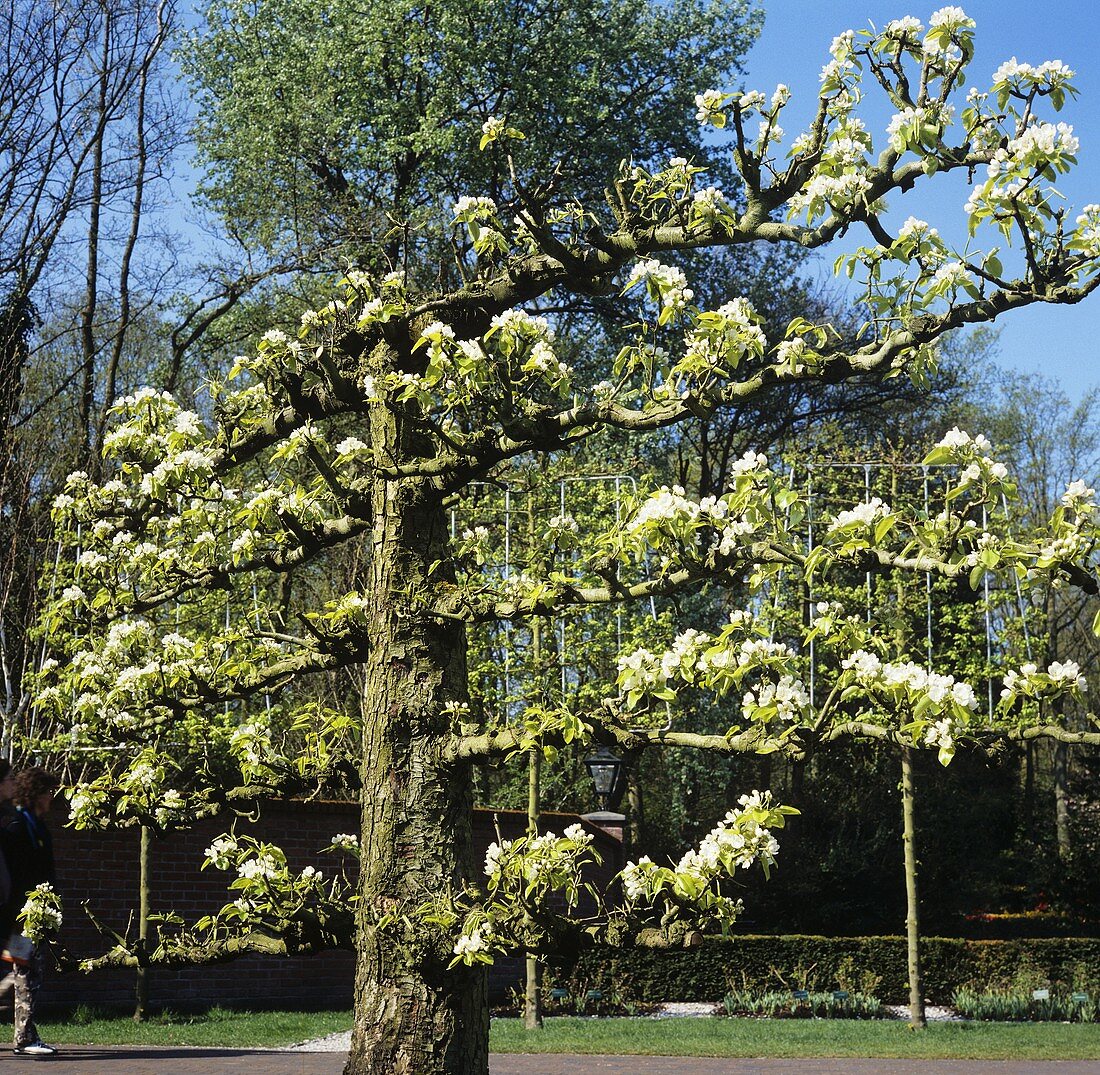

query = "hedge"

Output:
[[563, 936, 1100, 1005]]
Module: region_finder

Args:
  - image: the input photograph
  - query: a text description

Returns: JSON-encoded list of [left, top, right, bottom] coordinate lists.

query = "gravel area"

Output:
[[287, 1028, 352, 1052], [645, 1001, 724, 1019], [885, 1004, 965, 1022]]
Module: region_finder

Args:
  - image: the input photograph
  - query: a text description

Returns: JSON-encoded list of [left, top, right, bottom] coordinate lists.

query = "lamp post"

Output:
[[582, 746, 627, 848], [583, 745, 623, 811]]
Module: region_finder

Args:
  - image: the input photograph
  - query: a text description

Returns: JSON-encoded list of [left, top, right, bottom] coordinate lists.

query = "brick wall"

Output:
[[40, 802, 622, 1011]]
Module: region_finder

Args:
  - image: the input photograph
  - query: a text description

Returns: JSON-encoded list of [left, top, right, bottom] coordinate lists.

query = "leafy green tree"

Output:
[[26, 10, 1100, 1072], [183, 0, 761, 270]]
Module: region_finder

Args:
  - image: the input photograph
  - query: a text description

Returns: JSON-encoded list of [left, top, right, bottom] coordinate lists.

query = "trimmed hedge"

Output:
[[566, 936, 1100, 1005]]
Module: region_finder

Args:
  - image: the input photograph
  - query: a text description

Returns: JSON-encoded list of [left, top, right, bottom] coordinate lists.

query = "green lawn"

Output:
[[29, 1009, 1100, 1059], [37, 1007, 352, 1048], [490, 1017, 1100, 1060]]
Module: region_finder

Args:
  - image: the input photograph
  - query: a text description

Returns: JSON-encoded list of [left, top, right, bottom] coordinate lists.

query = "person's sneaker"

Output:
[[13, 1039, 57, 1056]]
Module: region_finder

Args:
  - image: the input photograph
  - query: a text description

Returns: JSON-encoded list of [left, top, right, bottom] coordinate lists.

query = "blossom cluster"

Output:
[[449, 825, 598, 965], [619, 791, 795, 930], [624, 259, 694, 324], [619, 468, 774, 572], [691, 185, 736, 229], [1061, 480, 1098, 520], [452, 920, 496, 962], [924, 427, 1011, 501], [391, 307, 573, 411], [841, 649, 978, 762], [741, 675, 810, 727], [676, 298, 767, 390], [828, 497, 892, 534], [19, 883, 63, 942], [1000, 660, 1088, 708], [617, 628, 710, 705], [694, 89, 731, 127]]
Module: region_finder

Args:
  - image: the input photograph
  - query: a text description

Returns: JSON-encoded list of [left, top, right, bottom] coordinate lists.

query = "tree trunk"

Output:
[[134, 825, 151, 1021], [627, 767, 644, 859], [524, 747, 543, 1030], [1023, 741, 1035, 818], [79, 9, 111, 475], [523, 554, 544, 1031], [1053, 740, 1071, 863], [344, 451, 487, 1073], [901, 747, 926, 1029]]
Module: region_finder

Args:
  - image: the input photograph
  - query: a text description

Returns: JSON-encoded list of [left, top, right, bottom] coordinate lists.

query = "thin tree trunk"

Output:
[[134, 825, 151, 1021], [79, 9, 112, 473], [889, 466, 925, 1028], [1045, 598, 1069, 861], [344, 403, 486, 1074], [1024, 741, 1035, 817], [523, 499, 543, 1030], [524, 746, 542, 1030], [96, 3, 167, 461], [901, 747, 926, 1028]]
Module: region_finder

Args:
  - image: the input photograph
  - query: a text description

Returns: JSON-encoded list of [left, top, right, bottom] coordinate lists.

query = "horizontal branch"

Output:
[[447, 714, 1100, 764], [109, 513, 371, 619], [68, 927, 351, 974]]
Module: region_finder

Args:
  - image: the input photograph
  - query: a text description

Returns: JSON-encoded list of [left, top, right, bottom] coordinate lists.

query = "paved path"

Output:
[[0, 1046, 328, 1072], [0, 1051, 1096, 1074]]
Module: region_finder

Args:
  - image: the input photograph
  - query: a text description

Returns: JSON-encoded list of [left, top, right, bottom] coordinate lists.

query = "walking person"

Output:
[[0, 760, 17, 1010], [2, 767, 60, 1057]]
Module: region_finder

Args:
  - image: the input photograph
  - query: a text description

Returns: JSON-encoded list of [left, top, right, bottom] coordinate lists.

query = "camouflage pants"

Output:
[[12, 948, 41, 1048]]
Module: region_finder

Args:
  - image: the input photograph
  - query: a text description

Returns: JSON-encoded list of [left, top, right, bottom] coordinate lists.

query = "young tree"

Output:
[[26, 10, 1100, 1073]]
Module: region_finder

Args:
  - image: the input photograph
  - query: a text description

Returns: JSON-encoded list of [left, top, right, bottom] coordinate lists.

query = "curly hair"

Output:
[[13, 767, 59, 809]]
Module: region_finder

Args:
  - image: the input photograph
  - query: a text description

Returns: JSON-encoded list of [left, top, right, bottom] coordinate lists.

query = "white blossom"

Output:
[[883, 16, 924, 37], [205, 836, 239, 870], [828, 497, 891, 532], [694, 88, 726, 125], [929, 6, 975, 32], [453, 195, 497, 219]]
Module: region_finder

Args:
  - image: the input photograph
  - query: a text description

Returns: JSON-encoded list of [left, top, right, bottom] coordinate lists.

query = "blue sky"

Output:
[[741, 1, 1100, 401]]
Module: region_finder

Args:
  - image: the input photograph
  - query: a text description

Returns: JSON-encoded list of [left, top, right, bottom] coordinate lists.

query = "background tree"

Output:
[[182, 0, 762, 273], [0, 0, 181, 754]]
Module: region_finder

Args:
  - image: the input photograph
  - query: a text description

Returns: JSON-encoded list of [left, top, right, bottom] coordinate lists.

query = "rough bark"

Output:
[[344, 399, 487, 1075]]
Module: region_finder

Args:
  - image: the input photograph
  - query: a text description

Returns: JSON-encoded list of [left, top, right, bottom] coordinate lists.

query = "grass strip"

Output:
[[37, 1006, 352, 1048], [490, 1016, 1100, 1060], [32, 1009, 1100, 1058]]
